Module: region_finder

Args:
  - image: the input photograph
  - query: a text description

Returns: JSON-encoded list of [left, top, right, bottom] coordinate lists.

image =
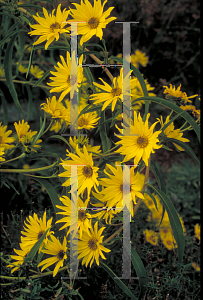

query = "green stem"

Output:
[[0, 161, 58, 173], [0, 153, 25, 166], [0, 78, 50, 89], [0, 266, 68, 281]]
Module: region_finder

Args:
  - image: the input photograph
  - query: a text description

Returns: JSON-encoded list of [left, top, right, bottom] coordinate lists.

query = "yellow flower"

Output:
[[126, 49, 149, 68], [14, 120, 42, 152], [0, 65, 5, 77], [69, 0, 116, 46], [69, 136, 102, 155], [7, 244, 29, 274], [0, 147, 5, 162], [18, 64, 27, 73], [194, 223, 200, 241], [38, 235, 67, 277], [0, 123, 15, 149], [21, 211, 53, 252], [191, 262, 200, 272], [41, 96, 68, 120], [73, 221, 111, 268], [131, 76, 155, 109], [143, 229, 159, 246], [98, 164, 145, 216], [30, 65, 44, 79], [157, 115, 189, 151], [47, 51, 83, 101], [90, 191, 118, 224], [90, 68, 131, 111], [59, 145, 99, 198], [28, 4, 70, 50], [163, 84, 198, 104], [56, 195, 92, 238], [160, 231, 177, 250], [115, 112, 162, 167], [143, 193, 162, 212], [77, 104, 100, 130]]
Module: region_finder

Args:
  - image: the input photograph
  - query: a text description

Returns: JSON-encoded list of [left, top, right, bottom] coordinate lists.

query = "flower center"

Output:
[[111, 87, 122, 97], [57, 250, 65, 260], [38, 231, 45, 239], [50, 22, 61, 32], [120, 184, 131, 192], [136, 136, 148, 148], [88, 17, 99, 29], [88, 238, 98, 250], [0, 136, 2, 144], [78, 117, 88, 127], [78, 210, 86, 221], [82, 165, 93, 178]]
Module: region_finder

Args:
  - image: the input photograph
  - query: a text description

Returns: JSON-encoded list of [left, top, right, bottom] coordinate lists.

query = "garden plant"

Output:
[[0, 0, 200, 299]]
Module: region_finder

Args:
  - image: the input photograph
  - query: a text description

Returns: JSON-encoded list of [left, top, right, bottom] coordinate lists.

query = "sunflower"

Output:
[[73, 221, 110, 268], [47, 51, 83, 101], [7, 243, 30, 274], [30, 65, 44, 79], [59, 145, 99, 197], [14, 120, 42, 153], [194, 224, 200, 241], [28, 4, 70, 50], [126, 49, 149, 69], [163, 84, 198, 104], [90, 191, 118, 224], [56, 195, 92, 238], [115, 112, 162, 167], [41, 96, 68, 120], [77, 104, 100, 130], [143, 229, 159, 246], [157, 115, 189, 151], [0, 147, 5, 162], [0, 122, 15, 149], [20, 211, 53, 252], [69, 0, 116, 46], [98, 164, 145, 216], [69, 136, 102, 155], [38, 235, 67, 277], [90, 68, 132, 111], [160, 231, 177, 251]]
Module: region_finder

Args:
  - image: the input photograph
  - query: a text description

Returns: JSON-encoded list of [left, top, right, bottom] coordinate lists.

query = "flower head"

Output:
[[126, 49, 149, 69], [38, 235, 67, 277], [74, 221, 111, 267], [7, 243, 29, 274], [157, 115, 189, 151], [69, 0, 116, 45], [28, 4, 70, 50], [14, 120, 42, 152], [116, 112, 162, 166], [194, 223, 200, 241], [59, 145, 99, 197], [163, 84, 198, 104], [0, 122, 15, 149], [47, 51, 83, 101], [21, 211, 53, 252], [90, 68, 132, 111], [143, 229, 159, 246], [69, 136, 101, 155], [98, 164, 145, 216], [30, 65, 44, 79], [0, 147, 5, 162], [56, 195, 92, 238]]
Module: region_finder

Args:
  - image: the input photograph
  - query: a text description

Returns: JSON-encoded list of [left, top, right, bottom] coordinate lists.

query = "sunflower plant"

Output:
[[0, 0, 200, 299]]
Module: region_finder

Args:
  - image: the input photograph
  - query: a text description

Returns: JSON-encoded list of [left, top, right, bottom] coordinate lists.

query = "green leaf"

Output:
[[49, 135, 71, 148], [24, 227, 51, 263], [143, 190, 159, 211], [100, 262, 137, 300], [166, 138, 200, 167], [146, 184, 185, 263], [4, 33, 23, 114], [85, 43, 105, 51], [33, 67, 54, 87], [1, 95, 8, 125], [150, 160, 166, 193], [160, 111, 184, 133], [132, 96, 200, 142], [33, 178, 61, 222], [131, 247, 148, 295]]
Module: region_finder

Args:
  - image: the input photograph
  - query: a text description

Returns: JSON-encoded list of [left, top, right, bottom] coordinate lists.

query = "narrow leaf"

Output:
[[150, 160, 166, 193], [4, 34, 23, 114], [131, 247, 148, 294], [100, 262, 137, 300]]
